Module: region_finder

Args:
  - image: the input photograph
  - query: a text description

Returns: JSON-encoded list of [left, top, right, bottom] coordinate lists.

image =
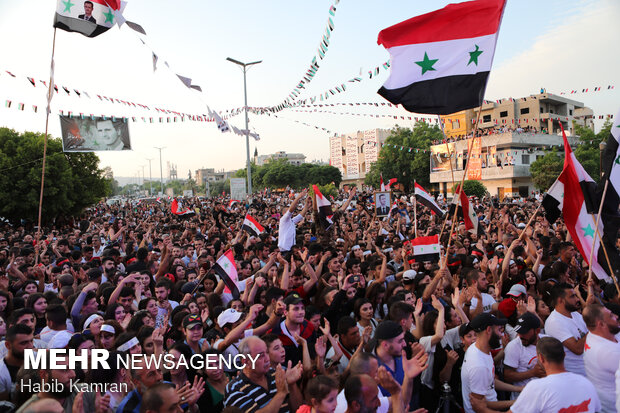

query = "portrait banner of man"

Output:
[[375, 192, 391, 217], [59, 115, 132, 152]]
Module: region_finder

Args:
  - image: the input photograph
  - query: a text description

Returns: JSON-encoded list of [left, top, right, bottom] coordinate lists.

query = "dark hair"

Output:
[[536, 336, 565, 364], [353, 298, 373, 321], [104, 303, 125, 322], [87, 350, 124, 386], [344, 375, 369, 406], [582, 304, 605, 330], [9, 308, 35, 327], [119, 287, 134, 299], [45, 304, 67, 326], [550, 283, 573, 306], [305, 375, 338, 404], [114, 332, 139, 352], [388, 301, 414, 324], [140, 382, 175, 413], [127, 310, 152, 333], [6, 324, 33, 342], [421, 310, 439, 337], [137, 326, 155, 348], [337, 316, 358, 336], [68, 332, 95, 350], [25, 293, 46, 312]]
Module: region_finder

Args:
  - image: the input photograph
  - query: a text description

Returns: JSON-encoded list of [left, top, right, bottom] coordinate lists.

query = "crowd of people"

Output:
[[431, 125, 544, 145], [0, 186, 617, 413]]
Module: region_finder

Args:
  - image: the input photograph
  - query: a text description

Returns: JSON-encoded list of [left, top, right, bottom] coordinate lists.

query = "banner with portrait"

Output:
[[467, 136, 482, 180], [60, 115, 131, 152], [430, 142, 455, 173], [374, 192, 391, 217]]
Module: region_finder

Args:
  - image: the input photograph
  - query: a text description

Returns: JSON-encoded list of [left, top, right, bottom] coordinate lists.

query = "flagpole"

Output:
[[517, 203, 543, 242], [35, 27, 57, 265], [414, 180, 418, 238], [437, 115, 456, 188]]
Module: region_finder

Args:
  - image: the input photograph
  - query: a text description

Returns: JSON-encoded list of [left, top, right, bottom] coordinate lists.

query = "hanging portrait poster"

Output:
[[60, 115, 131, 152]]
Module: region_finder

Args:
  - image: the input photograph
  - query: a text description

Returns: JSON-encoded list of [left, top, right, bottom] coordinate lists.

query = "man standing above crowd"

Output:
[[278, 189, 309, 253]]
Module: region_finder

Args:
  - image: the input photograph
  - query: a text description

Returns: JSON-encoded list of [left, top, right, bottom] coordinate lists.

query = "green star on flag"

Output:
[[468, 45, 483, 66], [103, 8, 115, 24], [415, 52, 438, 75], [62, 0, 74, 13], [615, 154, 620, 165], [582, 224, 595, 238], [223, 262, 229, 269]]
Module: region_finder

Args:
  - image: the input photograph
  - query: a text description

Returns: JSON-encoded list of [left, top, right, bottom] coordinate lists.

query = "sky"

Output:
[[0, 0, 618, 184]]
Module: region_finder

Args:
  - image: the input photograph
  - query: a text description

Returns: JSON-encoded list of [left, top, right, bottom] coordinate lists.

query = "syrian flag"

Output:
[[599, 107, 620, 218], [53, 0, 127, 38], [377, 0, 507, 114], [229, 200, 239, 209], [171, 198, 195, 217], [542, 128, 610, 281], [387, 178, 398, 190], [450, 185, 478, 234], [410, 235, 441, 263], [313, 185, 333, 226], [242, 215, 264, 237], [214, 249, 240, 299], [415, 182, 444, 216], [380, 174, 386, 191]]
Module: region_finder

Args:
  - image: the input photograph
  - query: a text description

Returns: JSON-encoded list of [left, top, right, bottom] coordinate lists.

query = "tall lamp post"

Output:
[[154, 147, 165, 195], [145, 158, 153, 196], [226, 57, 262, 196]]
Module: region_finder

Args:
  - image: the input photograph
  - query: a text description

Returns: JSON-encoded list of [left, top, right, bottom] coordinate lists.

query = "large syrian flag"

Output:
[[377, 0, 506, 114], [171, 198, 195, 217], [214, 249, 240, 299], [415, 182, 444, 216], [450, 185, 478, 234], [408, 235, 440, 263], [54, 0, 126, 38], [542, 128, 610, 281], [313, 185, 334, 227], [242, 215, 264, 237], [599, 108, 620, 219]]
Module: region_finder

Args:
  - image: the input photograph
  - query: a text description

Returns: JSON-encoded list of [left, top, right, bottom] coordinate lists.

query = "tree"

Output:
[[210, 179, 230, 196], [452, 180, 488, 198], [365, 123, 441, 192], [0, 128, 110, 225], [530, 149, 563, 191], [237, 160, 342, 190]]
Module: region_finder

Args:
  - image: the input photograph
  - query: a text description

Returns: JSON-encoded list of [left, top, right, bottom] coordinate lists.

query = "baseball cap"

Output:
[[517, 223, 526, 229], [513, 312, 541, 334], [181, 281, 198, 294], [507, 283, 527, 297], [402, 270, 417, 283], [469, 313, 507, 332], [283, 292, 303, 307], [183, 314, 203, 330], [374, 320, 403, 341], [217, 308, 242, 328]]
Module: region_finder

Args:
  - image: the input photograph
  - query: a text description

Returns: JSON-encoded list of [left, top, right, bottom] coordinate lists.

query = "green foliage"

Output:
[[365, 124, 440, 192], [0, 128, 110, 224], [530, 149, 563, 191], [452, 180, 488, 198], [210, 179, 230, 196], [238, 160, 342, 190], [317, 183, 338, 198]]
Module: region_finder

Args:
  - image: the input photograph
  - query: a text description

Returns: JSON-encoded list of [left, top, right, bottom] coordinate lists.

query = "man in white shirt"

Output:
[[544, 283, 588, 376], [470, 337, 601, 413], [462, 313, 521, 413], [582, 303, 620, 413], [464, 268, 498, 318], [277, 188, 309, 253], [503, 312, 546, 400]]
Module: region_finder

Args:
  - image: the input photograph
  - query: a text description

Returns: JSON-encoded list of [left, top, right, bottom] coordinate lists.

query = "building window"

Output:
[[520, 107, 529, 115], [522, 154, 530, 164], [500, 111, 508, 118], [540, 106, 545, 113], [569, 109, 573, 115], [452, 120, 459, 129], [483, 114, 491, 123]]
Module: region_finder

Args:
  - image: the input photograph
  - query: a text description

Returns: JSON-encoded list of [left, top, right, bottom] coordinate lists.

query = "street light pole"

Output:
[[154, 147, 165, 195], [146, 158, 153, 196], [226, 57, 262, 197]]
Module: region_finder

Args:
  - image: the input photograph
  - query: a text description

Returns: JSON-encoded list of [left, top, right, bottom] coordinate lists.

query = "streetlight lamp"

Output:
[[145, 158, 154, 196], [226, 57, 262, 196], [154, 147, 165, 195], [599, 141, 607, 180]]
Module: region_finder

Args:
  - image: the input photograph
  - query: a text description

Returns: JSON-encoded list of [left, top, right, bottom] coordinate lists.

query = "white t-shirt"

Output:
[[335, 386, 389, 413], [544, 310, 588, 376], [470, 293, 496, 313], [277, 211, 303, 252], [441, 326, 461, 350], [511, 372, 601, 413], [419, 336, 437, 389], [584, 332, 620, 413], [461, 344, 496, 413], [503, 335, 543, 399]]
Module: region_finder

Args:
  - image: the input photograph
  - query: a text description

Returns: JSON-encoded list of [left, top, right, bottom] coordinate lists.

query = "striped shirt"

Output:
[[224, 370, 289, 413]]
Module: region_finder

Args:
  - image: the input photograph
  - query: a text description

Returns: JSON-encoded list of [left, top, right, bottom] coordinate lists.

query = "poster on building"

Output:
[[345, 135, 360, 179], [329, 136, 345, 177], [230, 178, 246, 200], [467, 137, 482, 180], [60, 115, 131, 152], [430, 142, 455, 173]]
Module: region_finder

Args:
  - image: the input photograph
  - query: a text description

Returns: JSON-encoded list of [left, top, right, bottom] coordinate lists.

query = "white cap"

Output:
[[217, 308, 242, 328], [507, 283, 527, 297], [48, 331, 73, 349], [402, 270, 417, 281]]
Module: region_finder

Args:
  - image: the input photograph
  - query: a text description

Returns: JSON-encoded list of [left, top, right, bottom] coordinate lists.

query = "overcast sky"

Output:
[[0, 0, 618, 181]]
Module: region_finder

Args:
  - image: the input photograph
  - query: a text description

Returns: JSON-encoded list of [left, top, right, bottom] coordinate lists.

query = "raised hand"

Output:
[[402, 349, 428, 379]]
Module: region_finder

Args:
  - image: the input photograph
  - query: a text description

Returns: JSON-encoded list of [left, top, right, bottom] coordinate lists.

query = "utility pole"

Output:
[[226, 57, 262, 196], [145, 158, 153, 196], [154, 147, 165, 195]]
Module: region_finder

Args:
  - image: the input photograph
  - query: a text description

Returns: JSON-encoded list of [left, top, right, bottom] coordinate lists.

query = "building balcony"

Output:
[[430, 165, 532, 183], [431, 132, 576, 152]]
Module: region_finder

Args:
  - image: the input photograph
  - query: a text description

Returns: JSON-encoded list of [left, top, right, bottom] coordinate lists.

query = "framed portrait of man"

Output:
[[60, 115, 132, 152], [375, 192, 391, 217]]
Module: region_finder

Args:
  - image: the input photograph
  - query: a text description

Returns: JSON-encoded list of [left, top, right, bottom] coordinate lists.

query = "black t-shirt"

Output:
[[5, 360, 20, 383]]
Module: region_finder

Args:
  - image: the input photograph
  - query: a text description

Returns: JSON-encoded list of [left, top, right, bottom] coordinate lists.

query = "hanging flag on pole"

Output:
[[312, 185, 334, 227], [214, 249, 240, 299], [450, 185, 478, 234], [242, 215, 265, 237], [599, 108, 620, 219], [380, 174, 385, 191], [53, 0, 128, 38], [542, 128, 610, 281], [171, 198, 195, 217], [377, 0, 507, 114], [408, 235, 441, 263], [415, 182, 445, 216]]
